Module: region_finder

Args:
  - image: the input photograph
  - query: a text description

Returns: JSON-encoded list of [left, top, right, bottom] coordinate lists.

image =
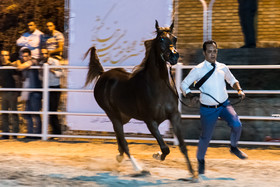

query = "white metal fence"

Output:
[[0, 64, 279, 146]]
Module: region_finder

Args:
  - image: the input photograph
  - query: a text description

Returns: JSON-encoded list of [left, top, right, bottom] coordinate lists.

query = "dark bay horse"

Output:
[[84, 21, 196, 179]]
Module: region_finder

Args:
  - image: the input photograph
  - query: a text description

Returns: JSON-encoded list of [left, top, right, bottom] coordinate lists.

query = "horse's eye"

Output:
[[161, 38, 164, 42]]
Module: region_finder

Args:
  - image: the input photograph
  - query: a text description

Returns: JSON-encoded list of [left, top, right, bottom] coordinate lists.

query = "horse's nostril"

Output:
[[170, 47, 177, 54], [170, 52, 179, 59]]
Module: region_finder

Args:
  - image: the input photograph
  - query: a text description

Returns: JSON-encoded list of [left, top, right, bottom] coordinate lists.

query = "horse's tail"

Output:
[[84, 46, 104, 87]]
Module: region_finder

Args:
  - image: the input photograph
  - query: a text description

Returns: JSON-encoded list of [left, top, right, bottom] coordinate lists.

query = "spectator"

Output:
[[38, 48, 63, 135], [16, 48, 42, 139], [0, 50, 20, 139], [238, 0, 258, 48], [16, 21, 43, 60], [41, 22, 64, 60]]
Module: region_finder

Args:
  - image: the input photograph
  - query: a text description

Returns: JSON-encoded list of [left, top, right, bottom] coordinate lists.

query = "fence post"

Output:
[[42, 63, 49, 140]]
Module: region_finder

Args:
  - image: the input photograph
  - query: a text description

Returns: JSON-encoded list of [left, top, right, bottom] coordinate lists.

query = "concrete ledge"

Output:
[[180, 47, 280, 65]]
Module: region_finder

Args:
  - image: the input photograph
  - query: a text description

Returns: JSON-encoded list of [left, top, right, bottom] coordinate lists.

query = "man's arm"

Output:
[[16, 35, 28, 47], [233, 82, 245, 99], [180, 68, 200, 105], [224, 66, 245, 100], [49, 33, 64, 56], [49, 40, 64, 56], [180, 68, 199, 96], [49, 58, 63, 77], [16, 60, 32, 71]]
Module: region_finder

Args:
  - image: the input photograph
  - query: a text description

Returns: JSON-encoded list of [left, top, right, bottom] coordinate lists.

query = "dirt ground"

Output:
[[0, 138, 279, 187]]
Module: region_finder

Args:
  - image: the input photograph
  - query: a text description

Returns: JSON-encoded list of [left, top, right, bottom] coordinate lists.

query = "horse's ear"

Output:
[[170, 20, 174, 33], [155, 20, 159, 32]]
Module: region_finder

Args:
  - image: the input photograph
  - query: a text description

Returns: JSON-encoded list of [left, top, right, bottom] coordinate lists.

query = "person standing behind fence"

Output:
[[38, 48, 63, 135], [238, 0, 258, 48], [16, 48, 42, 139], [16, 21, 43, 60], [0, 50, 20, 139], [41, 22, 64, 60]]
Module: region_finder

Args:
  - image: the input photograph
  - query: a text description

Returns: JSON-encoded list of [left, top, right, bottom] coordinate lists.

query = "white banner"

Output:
[[67, 0, 173, 134]]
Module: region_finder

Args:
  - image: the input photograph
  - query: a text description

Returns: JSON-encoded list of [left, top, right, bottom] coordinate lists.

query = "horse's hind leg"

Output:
[[170, 112, 196, 178], [146, 121, 170, 161], [111, 118, 143, 172]]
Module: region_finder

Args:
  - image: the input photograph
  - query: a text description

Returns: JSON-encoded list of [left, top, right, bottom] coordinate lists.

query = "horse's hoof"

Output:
[[141, 170, 151, 176], [152, 151, 162, 160], [130, 170, 151, 177], [116, 154, 124, 163], [191, 175, 200, 183]]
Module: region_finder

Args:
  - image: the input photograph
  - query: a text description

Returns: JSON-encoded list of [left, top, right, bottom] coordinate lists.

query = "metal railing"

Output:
[[0, 64, 279, 146]]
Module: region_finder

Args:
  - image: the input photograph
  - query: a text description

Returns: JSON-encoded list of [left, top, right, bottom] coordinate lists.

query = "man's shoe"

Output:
[[230, 146, 248, 159], [23, 136, 41, 140], [198, 159, 205, 174], [30, 137, 41, 140]]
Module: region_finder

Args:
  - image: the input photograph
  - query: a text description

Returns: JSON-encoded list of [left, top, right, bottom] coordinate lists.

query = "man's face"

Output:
[[1, 51, 10, 63], [28, 22, 36, 33], [46, 22, 55, 33], [22, 52, 31, 62], [203, 43, 218, 63], [41, 49, 49, 59]]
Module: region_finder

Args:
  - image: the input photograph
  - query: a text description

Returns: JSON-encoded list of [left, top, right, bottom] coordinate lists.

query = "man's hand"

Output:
[[238, 90, 245, 100]]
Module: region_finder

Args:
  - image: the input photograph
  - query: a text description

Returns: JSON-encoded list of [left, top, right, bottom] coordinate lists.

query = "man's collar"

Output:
[[204, 60, 216, 66]]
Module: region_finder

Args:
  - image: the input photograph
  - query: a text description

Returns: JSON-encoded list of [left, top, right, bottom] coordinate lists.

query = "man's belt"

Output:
[[200, 102, 224, 108]]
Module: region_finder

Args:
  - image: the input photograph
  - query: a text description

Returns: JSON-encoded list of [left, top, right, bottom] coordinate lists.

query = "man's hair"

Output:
[[28, 21, 36, 25], [203, 40, 217, 51], [21, 48, 31, 55]]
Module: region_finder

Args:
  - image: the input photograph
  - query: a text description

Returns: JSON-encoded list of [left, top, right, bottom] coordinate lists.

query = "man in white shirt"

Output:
[[16, 21, 43, 60], [181, 40, 247, 175]]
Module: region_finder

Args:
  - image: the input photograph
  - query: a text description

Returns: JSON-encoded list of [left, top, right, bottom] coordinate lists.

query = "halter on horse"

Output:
[[84, 20, 196, 179]]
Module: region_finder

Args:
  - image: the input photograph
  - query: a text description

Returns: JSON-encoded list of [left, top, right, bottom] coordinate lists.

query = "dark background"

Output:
[[0, 0, 64, 54]]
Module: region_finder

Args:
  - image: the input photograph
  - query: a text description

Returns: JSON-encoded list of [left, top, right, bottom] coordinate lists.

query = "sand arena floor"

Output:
[[0, 139, 279, 187]]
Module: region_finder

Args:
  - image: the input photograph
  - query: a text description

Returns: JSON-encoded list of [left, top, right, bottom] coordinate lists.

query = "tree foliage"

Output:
[[0, 0, 64, 53]]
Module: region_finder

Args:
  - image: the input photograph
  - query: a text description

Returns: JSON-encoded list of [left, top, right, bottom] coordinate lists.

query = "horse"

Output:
[[84, 20, 196, 179]]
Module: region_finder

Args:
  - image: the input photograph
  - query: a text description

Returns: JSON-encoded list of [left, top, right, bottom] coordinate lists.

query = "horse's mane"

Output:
[[132, 27, 172, 76], [131, 39, 154, 75]]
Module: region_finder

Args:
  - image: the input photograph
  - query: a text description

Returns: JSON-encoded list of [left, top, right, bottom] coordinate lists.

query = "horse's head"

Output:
[[155, 20, 179, 65]]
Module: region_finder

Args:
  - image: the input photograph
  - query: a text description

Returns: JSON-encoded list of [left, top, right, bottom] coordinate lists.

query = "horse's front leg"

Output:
[[146, 120, 170, 161], [116, 144, 125, 163], [170, 112, 197, 179]]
